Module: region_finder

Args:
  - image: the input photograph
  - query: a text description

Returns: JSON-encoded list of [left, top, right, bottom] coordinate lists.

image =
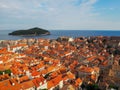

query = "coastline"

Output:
[[0, 30, 120, 40], [9, 32, 50, 37]]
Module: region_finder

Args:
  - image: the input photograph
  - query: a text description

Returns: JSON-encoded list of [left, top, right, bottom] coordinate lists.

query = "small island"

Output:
[[8, 27, 50, 36]]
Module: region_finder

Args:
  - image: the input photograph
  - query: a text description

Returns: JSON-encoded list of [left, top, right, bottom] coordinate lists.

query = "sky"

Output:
[[0, 0, 120, 30]]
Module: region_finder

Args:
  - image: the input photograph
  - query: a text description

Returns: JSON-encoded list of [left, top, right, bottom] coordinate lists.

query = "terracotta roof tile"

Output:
[[91, 75, 97, 82], [19, 75, 29, 83], [87, 56, 96, 61], [0, 74, 9, 81], [75, 78, 82, 87], [0, 79, 21, 90], [47, 74, 62, 89], [32, 76, 45, 87], [32, 79, 39, 87], [67, 72, 75, 79], [47, 66, 54, 72], [20, 80, 35, 89], [31, 71, 40, 76], [47, 80, 54, 89], [79, 66, 94, 73]]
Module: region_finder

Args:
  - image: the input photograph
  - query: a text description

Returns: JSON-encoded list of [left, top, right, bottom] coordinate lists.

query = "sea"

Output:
[[0, 30, 120, 40]]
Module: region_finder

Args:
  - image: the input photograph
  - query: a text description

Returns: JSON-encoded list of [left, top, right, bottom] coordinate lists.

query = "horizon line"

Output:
[[0, 29, 120, 31]]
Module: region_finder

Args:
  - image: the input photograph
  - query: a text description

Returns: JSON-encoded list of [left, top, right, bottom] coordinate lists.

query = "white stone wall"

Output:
[[59, 80, 63, 89], [37, 83, 47, 90]]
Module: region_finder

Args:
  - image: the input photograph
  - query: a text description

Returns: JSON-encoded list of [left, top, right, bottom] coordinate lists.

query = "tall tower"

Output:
[[109, 54, 114, 65], [7, 44, 10, 52], [118, 42, 120, 47]]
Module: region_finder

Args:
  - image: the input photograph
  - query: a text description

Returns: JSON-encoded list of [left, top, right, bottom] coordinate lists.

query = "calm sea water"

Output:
[[0, 30, 120, 40]]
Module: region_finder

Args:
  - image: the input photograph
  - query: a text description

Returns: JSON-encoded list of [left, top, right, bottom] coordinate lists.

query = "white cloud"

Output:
[[0, 4, 9, 9], [0, 0, 120, 30], [109, 8, 114, 10]]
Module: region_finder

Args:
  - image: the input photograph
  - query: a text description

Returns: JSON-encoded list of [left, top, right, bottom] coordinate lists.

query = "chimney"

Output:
[[118, 42, 120, 47], [2, 72, 5, 75], [40, 82, 42, 85], [44, 80, 46, 83], [10, 79, 15, 86], [17, 76, 20, 83], [12, 82, 15, 86], [7, 45, 10, 51], [11, 73, 13, 76]]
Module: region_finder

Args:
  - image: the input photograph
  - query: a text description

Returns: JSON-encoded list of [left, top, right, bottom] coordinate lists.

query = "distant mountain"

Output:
[[8, 27, 50, 36]]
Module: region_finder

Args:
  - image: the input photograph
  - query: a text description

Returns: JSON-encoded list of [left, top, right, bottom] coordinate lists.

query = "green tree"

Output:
[[0, 71, 3, 75], [4, 69, 11, 75], [86, 84, 99, 90]]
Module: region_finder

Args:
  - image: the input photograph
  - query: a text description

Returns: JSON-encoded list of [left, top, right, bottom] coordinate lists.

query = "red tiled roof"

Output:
[[79, 66, 94, 73], [31, 71, 40, 76], [87, 56, 96, 61], [19, 75, 29, 83], [47, 80, 54, 89], [67, 72, 75, 79], [0, 74, 9, 81], [47, 74, 62, 89], [20, 80, 35, 89], [75, 78, 82, 87], [32, 76, 45, 87], [91, 75, 97, 81], [32, 79, 39, 87], [0, 79, 21, 90]]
